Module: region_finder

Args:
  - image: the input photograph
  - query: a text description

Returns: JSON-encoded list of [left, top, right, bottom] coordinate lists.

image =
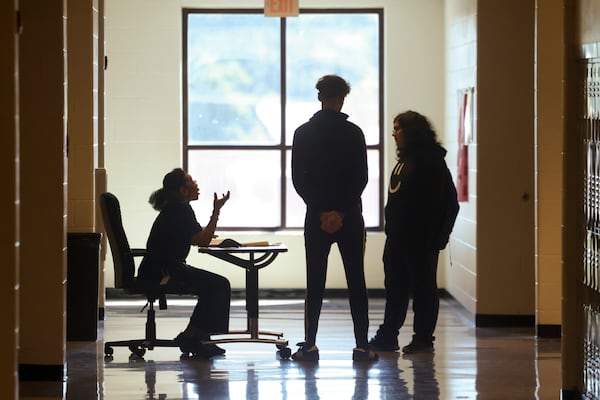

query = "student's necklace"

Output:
[[389, 162, 404, 194]]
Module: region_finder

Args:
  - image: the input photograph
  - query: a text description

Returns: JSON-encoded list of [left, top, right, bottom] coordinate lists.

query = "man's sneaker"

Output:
[[292, 342, 319, 361], [401, 340, 434, 354], [369, 334, 400, 352], [352, 347, 379, 361]]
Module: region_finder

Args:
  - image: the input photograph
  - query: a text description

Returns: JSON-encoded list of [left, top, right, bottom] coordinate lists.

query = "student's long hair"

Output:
[[394, 110, 441, 159], [148, 168, 186, 211]]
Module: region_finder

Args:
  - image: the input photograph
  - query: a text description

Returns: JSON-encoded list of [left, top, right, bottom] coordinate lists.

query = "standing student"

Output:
[[138, 168, 231, 357], [370, 111, 459, 353], [291, 74, 377, 361]]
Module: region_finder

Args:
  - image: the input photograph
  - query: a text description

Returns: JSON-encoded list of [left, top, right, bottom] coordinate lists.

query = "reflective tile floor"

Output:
[[20, 296, 561, 399]]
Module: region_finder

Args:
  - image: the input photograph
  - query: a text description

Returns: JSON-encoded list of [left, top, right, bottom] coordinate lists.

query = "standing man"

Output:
[[369, 111, 459, 354], [291, 74, 377, 361]]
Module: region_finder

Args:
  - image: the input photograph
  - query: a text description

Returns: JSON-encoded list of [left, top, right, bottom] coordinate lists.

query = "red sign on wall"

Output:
[[264, 0, 299, 17], [457, 87, 473, 203]]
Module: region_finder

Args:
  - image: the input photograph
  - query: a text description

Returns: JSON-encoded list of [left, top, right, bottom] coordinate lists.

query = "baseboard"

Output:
[[321, 288, 386, 298], [537, 324, 561, 338], [475, 313, 535, 327], [436, 291, 552, 331], [560, 388, 582, 399], [105, 287, 388, 300], [19, 364, 64, 381], [105, 288, 461, 300]]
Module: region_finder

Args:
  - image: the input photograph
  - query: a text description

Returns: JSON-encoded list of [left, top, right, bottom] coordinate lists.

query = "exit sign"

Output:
[[264, 0, 299, 17]]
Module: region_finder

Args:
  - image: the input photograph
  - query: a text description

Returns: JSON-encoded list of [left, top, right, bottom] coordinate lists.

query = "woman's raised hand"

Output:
[[212, 191, 231, 215]]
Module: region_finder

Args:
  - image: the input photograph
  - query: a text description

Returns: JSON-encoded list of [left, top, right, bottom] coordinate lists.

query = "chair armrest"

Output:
[[131, 248, 146, 258]]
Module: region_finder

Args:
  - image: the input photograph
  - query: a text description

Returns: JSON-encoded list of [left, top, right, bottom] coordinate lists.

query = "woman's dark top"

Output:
[[138, 201, 202, 280], [385, 144, 458, 252]]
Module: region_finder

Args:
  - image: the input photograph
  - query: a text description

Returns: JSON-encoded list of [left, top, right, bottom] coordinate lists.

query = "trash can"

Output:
[[67, 232, 102, 341]]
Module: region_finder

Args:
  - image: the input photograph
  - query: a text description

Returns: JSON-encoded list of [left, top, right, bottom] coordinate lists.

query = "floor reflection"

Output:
[[18, 298, 561, 399], [404, 353, 439, 400], [102, 354, 424, 399]]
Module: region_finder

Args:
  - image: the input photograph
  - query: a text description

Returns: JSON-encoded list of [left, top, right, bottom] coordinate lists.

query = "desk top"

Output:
[[198, 243, 287, 270], [198, 244, 288, 254]]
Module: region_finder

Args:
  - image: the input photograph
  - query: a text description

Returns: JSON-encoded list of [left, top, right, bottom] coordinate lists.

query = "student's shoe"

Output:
[[352, 346, 379, 361], [174, 331, 196, 345], [174, 332, 213, 358], [292, 342, 319, 361], [401, 340, 434, 354], [369, 333, 400, 352], [174, 332, 225, 357], [207, 344, 226, 356]]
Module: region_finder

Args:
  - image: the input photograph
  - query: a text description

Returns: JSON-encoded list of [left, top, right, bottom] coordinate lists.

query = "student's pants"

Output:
[[302, 208, 370, 349], [164, 262, 231, 334], [379, 237, 440, 343]]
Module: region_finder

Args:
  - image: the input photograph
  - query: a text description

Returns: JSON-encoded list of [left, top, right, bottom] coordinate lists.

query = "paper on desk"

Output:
[[209, 238, 281, 247]]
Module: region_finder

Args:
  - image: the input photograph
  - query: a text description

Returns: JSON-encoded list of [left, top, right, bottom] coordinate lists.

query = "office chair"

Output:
[[100, 192, 199, 359]]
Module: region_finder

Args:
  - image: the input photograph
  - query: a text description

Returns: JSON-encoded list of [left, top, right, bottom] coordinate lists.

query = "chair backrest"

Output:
[[99, 192, 137, 289]]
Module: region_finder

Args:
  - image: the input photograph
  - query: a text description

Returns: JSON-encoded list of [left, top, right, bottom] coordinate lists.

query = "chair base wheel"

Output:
[[277, 347, 292, 359], [104, 346, 114, 357], [128, 345, 146, 357]]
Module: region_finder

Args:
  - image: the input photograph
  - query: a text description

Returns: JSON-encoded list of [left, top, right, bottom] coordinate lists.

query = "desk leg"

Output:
[[246, 252, 259, 339]]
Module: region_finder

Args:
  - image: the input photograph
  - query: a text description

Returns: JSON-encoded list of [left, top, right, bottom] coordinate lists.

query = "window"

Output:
[[183, 9, 383, 230]]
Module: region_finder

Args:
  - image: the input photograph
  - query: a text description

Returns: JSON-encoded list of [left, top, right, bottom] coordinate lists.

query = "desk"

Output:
[[198, 244, 291, 358]]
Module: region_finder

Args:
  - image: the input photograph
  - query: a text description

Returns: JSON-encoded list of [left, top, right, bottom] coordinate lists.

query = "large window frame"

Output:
[[182, 8, 384, 231]]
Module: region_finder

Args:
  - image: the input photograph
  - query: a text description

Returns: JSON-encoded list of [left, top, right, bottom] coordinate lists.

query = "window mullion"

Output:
[[280, 16, 287, 229]]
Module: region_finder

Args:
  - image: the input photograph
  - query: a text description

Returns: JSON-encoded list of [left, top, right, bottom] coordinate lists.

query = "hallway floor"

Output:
[[20, 296, 561, 399]]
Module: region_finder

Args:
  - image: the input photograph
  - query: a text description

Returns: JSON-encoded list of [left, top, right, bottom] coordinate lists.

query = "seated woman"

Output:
[[138, 168, 231, 356]]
